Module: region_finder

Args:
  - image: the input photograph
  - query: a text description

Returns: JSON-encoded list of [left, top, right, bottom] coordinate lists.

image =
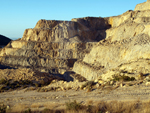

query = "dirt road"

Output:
[[1, 84, 150, 112]]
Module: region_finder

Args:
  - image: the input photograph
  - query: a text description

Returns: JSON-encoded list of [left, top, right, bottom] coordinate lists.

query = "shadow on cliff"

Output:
[[75, 17, 111, 42], [0, 64, 16, 69]]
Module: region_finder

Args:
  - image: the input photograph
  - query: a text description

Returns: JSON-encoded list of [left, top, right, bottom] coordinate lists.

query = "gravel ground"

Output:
[[1, 83, 150, 112]]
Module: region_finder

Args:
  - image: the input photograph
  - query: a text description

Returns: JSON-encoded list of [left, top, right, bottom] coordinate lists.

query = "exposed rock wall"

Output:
[[22, 17, 110, 42], [0, 17, 108, 80], [0, 40, 96, 76], [1, 0, 150, 81], [73, 1, 150, 81], [135, 0, 150, 11]]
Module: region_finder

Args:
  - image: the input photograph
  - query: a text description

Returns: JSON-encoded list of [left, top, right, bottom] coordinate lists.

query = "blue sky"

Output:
[[0, 0, 146, 39]]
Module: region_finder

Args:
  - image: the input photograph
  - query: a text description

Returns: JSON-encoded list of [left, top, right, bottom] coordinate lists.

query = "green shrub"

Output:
[[23, 108, 31, 113], [34, 83, 39, 87], [66, 100, 82, 111], [0, 79, 35, 92], [19, 80, 32, 85], [0, 86, 5, 92], [0, 79, 7, 84], [42, 108, 51, 113], [113, 75, 135, 82]]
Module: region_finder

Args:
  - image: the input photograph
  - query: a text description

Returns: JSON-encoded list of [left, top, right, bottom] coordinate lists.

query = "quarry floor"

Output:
[[1, 84, 150, 112]]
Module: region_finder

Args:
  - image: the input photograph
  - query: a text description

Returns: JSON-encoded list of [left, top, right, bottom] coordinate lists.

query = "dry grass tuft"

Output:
[[31, 103, 43, 108], [11, 103, 28, 112], [8, 100, 150, 113], [66, 100, 83, 111]]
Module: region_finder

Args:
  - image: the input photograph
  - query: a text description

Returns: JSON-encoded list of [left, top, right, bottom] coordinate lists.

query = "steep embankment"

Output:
[[0, 17, 111, 81], [73, 0, 150, 81]]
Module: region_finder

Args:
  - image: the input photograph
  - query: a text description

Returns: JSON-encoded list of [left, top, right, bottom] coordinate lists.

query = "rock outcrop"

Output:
[[1, 0, 150, 82], [73, 0, 150, 81], [0, 17, 110, 81], [134, 0, 150, 11]]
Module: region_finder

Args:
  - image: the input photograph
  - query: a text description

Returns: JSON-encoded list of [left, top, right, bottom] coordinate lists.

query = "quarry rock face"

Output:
[[22, 18, 110, 42], [1, 1, 150, 81], [0, 17, 108, 81], [73, 0, 150, 81]]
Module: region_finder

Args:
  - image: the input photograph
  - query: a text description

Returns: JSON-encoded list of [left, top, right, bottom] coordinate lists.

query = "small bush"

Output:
[[42, 108, 51, 113], [23, 108, 31, 113], [0, 104, 6, 113], [0, 79, 35, 92], [19, 80, 32, 85], [0, 79, 7, 84], [66, 100, 82, 111], [113, 75, 135, 82], [34, 83, 39, 87], [0, 85, 6, 92]]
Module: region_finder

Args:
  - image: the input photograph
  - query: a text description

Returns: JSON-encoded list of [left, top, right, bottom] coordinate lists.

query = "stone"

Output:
[[105, 111, 110, 113], [146, 82, 150, 86], [145, 76, 150, 81], [7, 105, 10, 109], [110, 81, 114, 85], [96, 83, 100, 88], [98, 80, 104, 84], [120, 83, 123, 87]]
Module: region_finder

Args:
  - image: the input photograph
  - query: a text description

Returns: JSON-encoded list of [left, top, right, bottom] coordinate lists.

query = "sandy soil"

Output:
[[1, 84, 150, 112]]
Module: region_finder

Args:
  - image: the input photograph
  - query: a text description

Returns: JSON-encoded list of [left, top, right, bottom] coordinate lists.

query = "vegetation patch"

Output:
[[66, 100, 83, 111], [0, 104, 6, 113], [23, 108, 31, 113], [4, 100, 150, 113], [80, 81, 95, 91], [39, 80, 51, 87], [0, 78, 53, 92], [112, 75, 135, 82]]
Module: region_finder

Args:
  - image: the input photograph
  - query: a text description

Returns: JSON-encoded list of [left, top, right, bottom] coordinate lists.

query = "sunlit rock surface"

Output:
[[1, 0, 150, 81]]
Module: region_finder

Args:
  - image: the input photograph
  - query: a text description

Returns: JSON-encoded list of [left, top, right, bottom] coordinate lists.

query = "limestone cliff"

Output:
[[135, 0, 150, 11], [0, 17, 109, 81], [73, 0, 150, 81], [1, 0, 150, 81]]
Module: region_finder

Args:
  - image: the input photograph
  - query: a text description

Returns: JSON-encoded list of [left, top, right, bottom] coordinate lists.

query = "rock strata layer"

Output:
[[1, 0, 150, 81], [73, 0, 150, 81], [0, 17, 108, 81]]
